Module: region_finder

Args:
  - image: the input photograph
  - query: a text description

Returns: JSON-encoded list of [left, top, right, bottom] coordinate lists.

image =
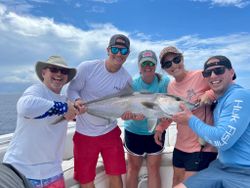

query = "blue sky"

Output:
[[0, 0, 250, 93]]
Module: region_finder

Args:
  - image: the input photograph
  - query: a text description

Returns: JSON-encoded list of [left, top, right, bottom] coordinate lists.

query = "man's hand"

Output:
[[198, 93, 212, 106], [64, 101, 78, 121], [121, 111, 145, 120], [74, 99, 87, 114], [172, 103, 193, 125]]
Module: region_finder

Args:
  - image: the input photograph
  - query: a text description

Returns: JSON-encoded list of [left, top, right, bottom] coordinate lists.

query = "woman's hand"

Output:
[[121, 111, 145, 120]]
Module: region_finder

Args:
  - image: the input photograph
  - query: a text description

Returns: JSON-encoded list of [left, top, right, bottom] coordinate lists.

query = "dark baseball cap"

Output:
[[204, 55, 236, 80], [108, 34, 130, 49]]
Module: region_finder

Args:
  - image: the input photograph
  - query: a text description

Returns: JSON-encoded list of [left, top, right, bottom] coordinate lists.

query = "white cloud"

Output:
[[0, 0, 34, 14], [212, 0, 250, 8], [86, 5, 105, 13], [0, 3, 250, 89], [0, 0, 53, 15], [30, 0, 51, 3], [191, 0, 250, 8], [0, 3, 6, 14], [74, 2, 81, 8], [86, 0, 119, 13], [1, 65, 37, 83], [91, 0, 118, 3]]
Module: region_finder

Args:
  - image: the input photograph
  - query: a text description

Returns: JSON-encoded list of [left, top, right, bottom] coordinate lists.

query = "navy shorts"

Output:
[[173, 148, 217, 171], [124, 129, 166, 156], [184, 159, 250, 188]]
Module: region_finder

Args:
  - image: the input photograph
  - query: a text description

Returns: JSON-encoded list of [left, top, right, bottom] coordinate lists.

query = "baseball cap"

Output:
[[138, 50, 157, 65], [108, 34, 130, 49], [204, 55, 236, 80], [159, 46, 182, 64]]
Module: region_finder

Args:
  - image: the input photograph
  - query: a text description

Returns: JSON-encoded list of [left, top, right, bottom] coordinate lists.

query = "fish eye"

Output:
[[175, 97, 181, 101]]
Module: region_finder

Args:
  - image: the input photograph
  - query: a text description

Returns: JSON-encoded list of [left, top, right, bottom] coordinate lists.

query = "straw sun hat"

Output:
[[35, 55, 76, 84]]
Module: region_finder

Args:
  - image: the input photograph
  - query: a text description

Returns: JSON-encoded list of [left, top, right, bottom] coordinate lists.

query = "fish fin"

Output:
[[162, 93, 198, 110], [163, 93, 186, 101], [85, 82, 133, 105], [162, 93, 194, 104], [147, 118, 158, 132], [51, 116, 65, 125], [119, 82, 134, 97], [141, 101, 157, 109]]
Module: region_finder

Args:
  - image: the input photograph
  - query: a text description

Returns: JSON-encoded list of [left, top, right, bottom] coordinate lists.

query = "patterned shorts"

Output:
[[28, 173, 65, 188]]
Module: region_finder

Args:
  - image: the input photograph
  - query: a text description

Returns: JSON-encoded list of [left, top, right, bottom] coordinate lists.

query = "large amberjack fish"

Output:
[[83, 86, 198, 132]]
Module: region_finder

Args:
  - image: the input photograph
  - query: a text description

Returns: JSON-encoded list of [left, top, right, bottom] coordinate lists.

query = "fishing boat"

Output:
[[0, 121, 176, 188]]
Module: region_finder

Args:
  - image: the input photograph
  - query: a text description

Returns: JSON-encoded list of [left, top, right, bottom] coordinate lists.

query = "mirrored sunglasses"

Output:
[[110, 47, 129, 55], [202, 67, 226, 78], [46, 67, 69, 75], [161, 55, 182, 69], [141, 61, 155, 67]]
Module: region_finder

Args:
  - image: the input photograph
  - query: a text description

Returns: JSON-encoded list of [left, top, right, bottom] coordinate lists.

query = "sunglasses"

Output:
[[202, 67, 226, 78], [46, 67, 69, 75], [110, 47, 129, 55], [161, 55, 182, 69], [141, 61, 155, 67]]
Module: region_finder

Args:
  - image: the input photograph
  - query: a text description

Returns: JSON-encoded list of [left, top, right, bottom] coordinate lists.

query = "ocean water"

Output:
[[0, 93, 22, 135]]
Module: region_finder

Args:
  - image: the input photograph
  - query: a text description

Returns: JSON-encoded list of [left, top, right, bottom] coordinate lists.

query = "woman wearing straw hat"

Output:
[[3, 56, 78, 188]]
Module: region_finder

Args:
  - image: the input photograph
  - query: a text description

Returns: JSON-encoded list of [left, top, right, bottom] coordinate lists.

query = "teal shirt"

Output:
[[124, 74, 170, 135]]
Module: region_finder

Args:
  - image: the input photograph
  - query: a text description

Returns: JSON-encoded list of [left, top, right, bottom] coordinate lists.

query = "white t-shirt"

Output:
[[3, 83, 68, 179], [67, 59, 132, 136]]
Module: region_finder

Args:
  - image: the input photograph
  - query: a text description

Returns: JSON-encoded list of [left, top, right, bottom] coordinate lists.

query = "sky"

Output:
[[0, 0, 250, 93]]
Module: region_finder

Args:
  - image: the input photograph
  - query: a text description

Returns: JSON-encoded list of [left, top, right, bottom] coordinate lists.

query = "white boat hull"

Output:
[[0, 121, 177, 188]]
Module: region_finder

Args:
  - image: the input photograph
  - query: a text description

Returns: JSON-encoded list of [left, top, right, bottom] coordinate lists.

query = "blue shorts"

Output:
[[184, 159, 250, 188], [124, 129, 166, 156], [173, 148, 217, 171]]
